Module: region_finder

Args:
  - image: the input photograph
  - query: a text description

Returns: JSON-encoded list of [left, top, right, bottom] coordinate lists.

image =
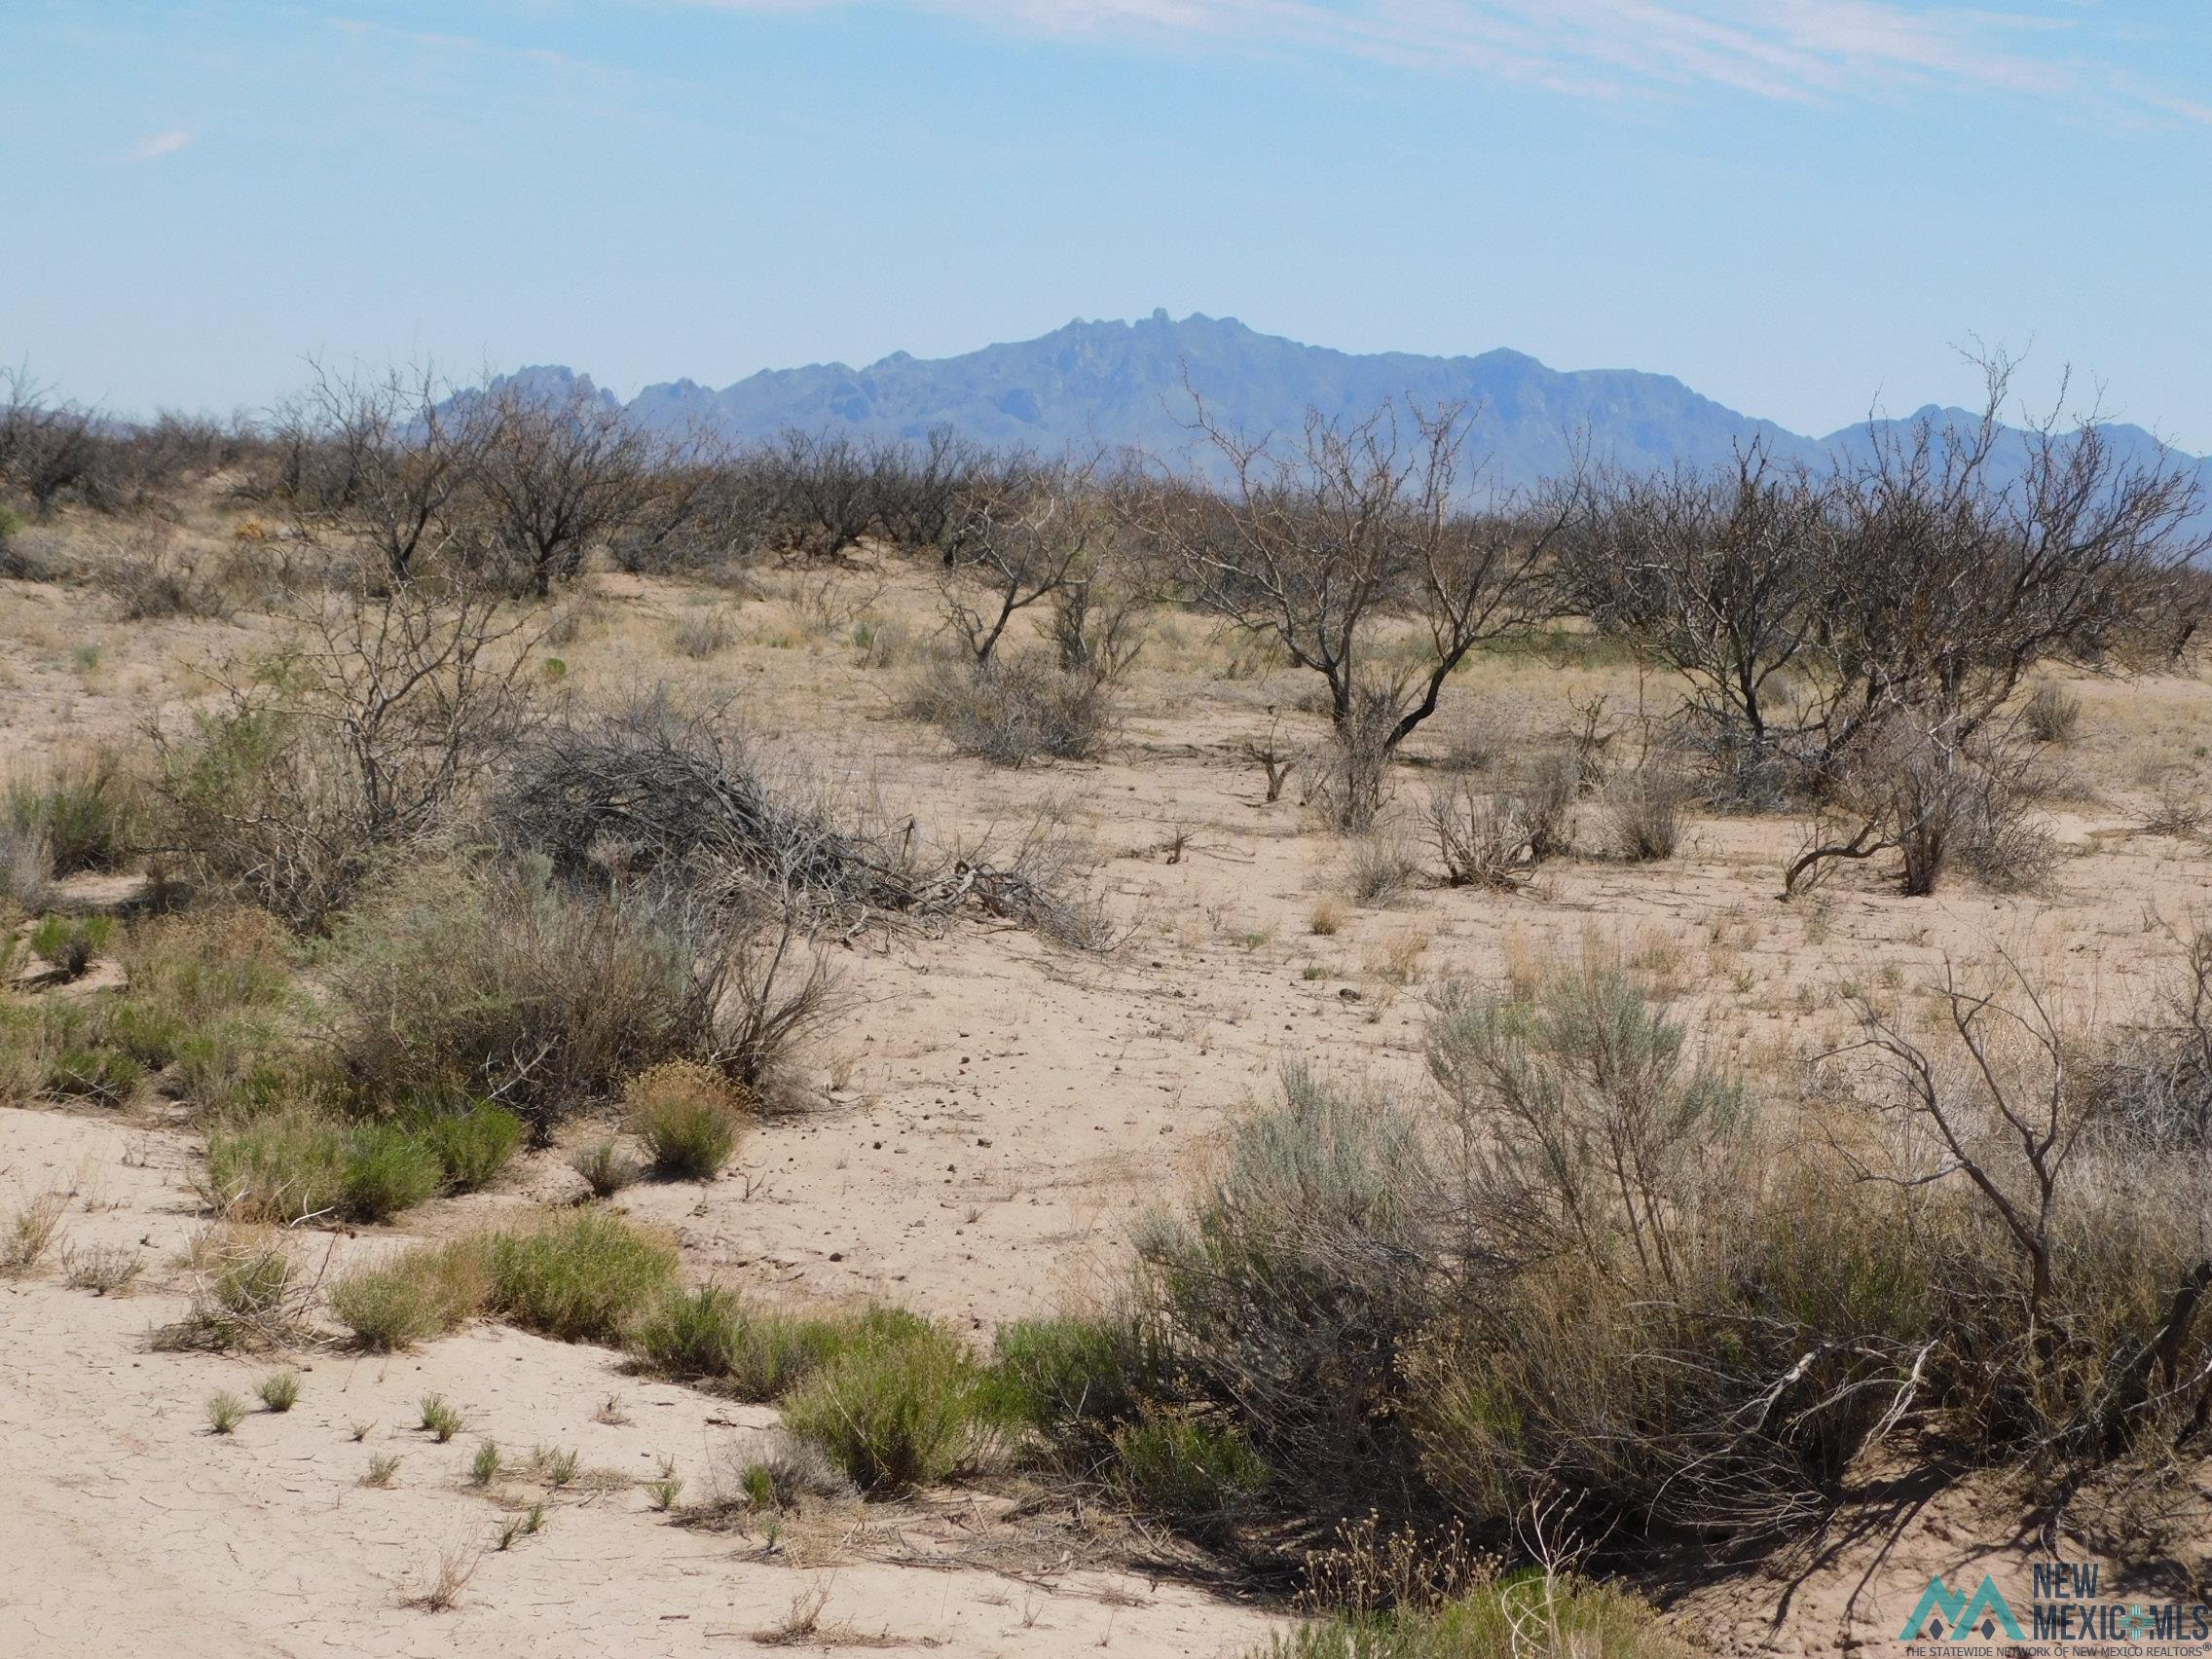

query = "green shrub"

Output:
[[1132, 1061, 1440, 1521], [203, 1111, 349, 1223], [328, 1239, 491, 1351], [6, 755, 142, 876], [320, 866, 723, 1139], [47, 1043, 145, 1103], [29, 913, 112, 979], [630, 1283, 748, 1380], [1261, 1575, 1682, 1659], [408, 1100, 526, 1193], [256, 1371, 301, 1412], [628, 1060, 748, 1180], [628, 1286, 927, 1400], [484, 1211, 680, 1346], [341, 1123, 445, 1221], [1108, 1409, 1269, 1529], [780, 1320, 997, 1494], [989, 1312, 1166, 1460]]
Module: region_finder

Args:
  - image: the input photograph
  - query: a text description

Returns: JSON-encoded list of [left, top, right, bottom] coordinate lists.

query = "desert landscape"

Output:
[[4, 352, 2212, 1659]]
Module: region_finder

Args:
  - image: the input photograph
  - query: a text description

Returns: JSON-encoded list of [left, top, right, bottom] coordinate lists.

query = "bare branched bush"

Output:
[[1133, 392, 1571, 808], [1428, 781, 1537, 890], [149, 565, 539, 931], [273, 360, 498, 581], [939, 458, 1104, 666], [1784, 719, 2050, 899]]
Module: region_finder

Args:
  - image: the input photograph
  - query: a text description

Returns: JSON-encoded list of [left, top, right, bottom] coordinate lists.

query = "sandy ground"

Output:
[[7, 507, 2212, 1654]]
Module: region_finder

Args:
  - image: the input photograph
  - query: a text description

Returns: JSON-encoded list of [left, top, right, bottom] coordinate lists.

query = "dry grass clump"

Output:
[[904, 652, 1116, 766], [1601, 761, 1693, 862], [665, 606, 737, 659], [570, 1137, 640, 1198], [159, 1225, 317, 1351], [4, 751, 143, 877], [1337, 829, 1419, 905], [2, 1190, 68, 1275], [626, 1060, 751, 1180], [2023, 678, 2083, 744]]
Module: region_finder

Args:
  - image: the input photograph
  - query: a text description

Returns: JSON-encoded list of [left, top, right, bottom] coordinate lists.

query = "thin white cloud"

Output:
[[674, 0, 2190, 115], [127, 129, 193, 162]]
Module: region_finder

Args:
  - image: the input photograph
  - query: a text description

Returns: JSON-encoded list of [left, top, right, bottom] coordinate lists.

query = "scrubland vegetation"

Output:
[[5, 351, 2212, 1652]]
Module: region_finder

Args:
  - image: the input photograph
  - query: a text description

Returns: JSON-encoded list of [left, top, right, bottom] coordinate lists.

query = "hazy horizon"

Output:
[[12, 2, 2212, 448]]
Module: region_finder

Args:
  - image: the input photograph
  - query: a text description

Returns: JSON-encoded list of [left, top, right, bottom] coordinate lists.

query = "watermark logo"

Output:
[[1896, 1562, 2212, 1650], [1898, 1574, 2024, 1643]]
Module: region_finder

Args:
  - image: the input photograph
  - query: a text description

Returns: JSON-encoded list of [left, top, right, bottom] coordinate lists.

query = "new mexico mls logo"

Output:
[[1899, 1574, 2027, 1642]]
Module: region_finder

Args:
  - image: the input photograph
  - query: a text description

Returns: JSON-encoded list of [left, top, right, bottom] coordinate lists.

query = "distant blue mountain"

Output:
[[499, 312, 2212, 520]]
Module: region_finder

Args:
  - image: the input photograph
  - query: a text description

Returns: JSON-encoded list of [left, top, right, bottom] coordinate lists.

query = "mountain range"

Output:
[[497, 312, 2211, 512]]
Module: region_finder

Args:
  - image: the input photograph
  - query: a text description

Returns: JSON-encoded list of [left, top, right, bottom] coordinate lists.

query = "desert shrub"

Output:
[[29, 913, 111, 979], [1787, 722, 2051, 899], [570, 1138, 639, 1198], [1261, 1575, 1683, 1659], [629, 1283, 751, 1380], [1602, 761, 1692, 862], [990, 1312, 1167, 1467], [903, 653, 1114, 766], [483, 1211, 680, 1346], [1132, 1062, 1439, 1523], [328, 1239, 493, 1351], [45, 1040, 145, 1103], [630, 1284, 931, 1401], [340, 1123, 447, 1220], [626, 1060, 749, 1179], [1107, 1409, 1270, 1532], [712, 1428, 856, 1513], [1339, 829, 1419, 905], [409, 1100, 526, 1193], [2023, 678, 2083, 744], [146, 571, 536, 932], [1426, 781, 1536, 890], [161, 1226, 313, 1351], [6, 754, 142, 875], [92, 527, 240, 621], [780, 1318, 999, 1494], [666, 607, 736, 659], [319, 865, 718, 1138]]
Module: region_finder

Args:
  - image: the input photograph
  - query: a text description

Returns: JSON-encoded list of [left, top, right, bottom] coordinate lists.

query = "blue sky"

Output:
[[9, 1, 2212, 447]]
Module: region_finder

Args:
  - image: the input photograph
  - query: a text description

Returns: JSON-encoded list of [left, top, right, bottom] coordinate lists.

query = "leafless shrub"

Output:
[[148, 564, 540, 931], [939, 458, 1102, 666], [1429, 782, 1537, 890], [2144, 776, 2206, 839], [1785, 719, 2051, 899], [1242, 713, 1297, 803], [92, 523, 245, 620], [272, 359, 499, 582], [1133, 391, 1571, 784], [468, 377, 708, 596]]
